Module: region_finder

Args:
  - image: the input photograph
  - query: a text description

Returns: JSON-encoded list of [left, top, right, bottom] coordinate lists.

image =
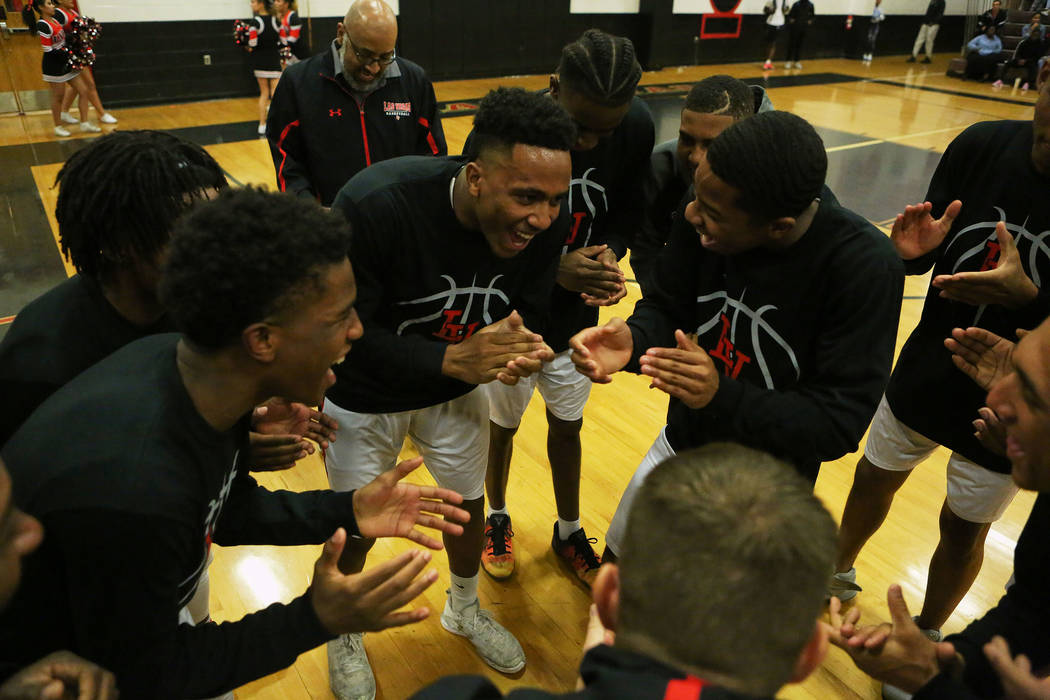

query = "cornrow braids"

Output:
[[557, 28, 642, 107], [54, 130, 228, 282], [706, 111, 826, 222], [685, 75, 755, 120]]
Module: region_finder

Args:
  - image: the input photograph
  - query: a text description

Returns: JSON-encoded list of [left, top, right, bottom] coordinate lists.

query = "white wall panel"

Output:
[[570, 0, 641, 11], [78, 0, 396, 23]]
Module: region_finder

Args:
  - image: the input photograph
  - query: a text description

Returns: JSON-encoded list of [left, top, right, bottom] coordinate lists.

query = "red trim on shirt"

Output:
[[359, 104, 372, 166], [663, 676, 706, 700], [275, 119, 300, 192], [418, 116, 439, 155]]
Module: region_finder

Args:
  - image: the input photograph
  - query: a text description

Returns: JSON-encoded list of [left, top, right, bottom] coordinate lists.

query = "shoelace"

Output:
[[568, 532, 600, 570], [485, 518, 513, 556]]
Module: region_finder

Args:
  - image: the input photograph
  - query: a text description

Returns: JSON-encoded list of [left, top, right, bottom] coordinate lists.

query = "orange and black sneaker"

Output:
[[481, 514, 514, 579], [552, 524, 601, 588]]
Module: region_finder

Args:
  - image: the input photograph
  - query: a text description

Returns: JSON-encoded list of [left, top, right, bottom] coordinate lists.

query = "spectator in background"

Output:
[[909, 0, 946, 64], [999, 17, 1045, 89], [785, 0, 815, 69], [864, 0, 884, 62], [964, 25, 1003, 81], [762, 0, 787, 70], [1023, 12, 1046, 41], [978, 0, 1008, 36]]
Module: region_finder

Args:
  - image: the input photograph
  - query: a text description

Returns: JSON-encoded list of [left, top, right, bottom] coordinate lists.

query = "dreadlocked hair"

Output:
[[706, 110, 826, 222], [54, 130, 228, 282], [556, 28, 642, 107], [160, 187, 351, 350], [685, 75, 755, 120], [465, 87, 576, 161]]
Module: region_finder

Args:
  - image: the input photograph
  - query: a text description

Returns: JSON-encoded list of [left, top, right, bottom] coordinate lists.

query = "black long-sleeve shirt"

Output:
[[327, 156, 565, 414], [0, 334, 359, 698], [267, 43, 446, 207], [924, 0, 946, 24], [410, 644, 774, 700], [913, 494, 1050, 699], [885, 121, 1050, 475], [627, 187, 904, 481], [0, 275, 173, 448], [545, 96, 655, 351]]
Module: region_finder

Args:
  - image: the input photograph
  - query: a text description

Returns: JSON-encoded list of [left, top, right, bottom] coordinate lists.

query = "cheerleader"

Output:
[[248, 0, 282, 135], [21, 0, 97, 137], [272, 0, 306, 64], [55, 0, 117, 128]]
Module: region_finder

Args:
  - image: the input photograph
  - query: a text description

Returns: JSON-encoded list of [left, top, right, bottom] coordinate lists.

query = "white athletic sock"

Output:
[[487, 505, 508, 519], [556, 518, 582, 540], [449, 573, 478, 612]]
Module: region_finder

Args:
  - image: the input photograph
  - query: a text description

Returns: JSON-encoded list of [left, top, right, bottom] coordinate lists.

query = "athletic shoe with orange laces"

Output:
[[481, 514, 514, 579], [552, 524, 601, 587]]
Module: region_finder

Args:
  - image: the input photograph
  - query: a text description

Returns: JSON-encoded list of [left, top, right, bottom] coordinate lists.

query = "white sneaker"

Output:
[[827, 567, 862, 602], [794, 61, 803, 69], [327, 633, 376, 700], [785, 61, 793, 69], [100, 112, 118, 124], [80, 122, 101, 133], [441, 593, 525, 673], [59, 111, 79, 124], [258, 123, 266, 135], [54, 125, 71, 137]]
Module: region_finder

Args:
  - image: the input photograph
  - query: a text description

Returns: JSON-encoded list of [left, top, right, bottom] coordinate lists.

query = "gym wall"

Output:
[[76, 0, 967, 107]]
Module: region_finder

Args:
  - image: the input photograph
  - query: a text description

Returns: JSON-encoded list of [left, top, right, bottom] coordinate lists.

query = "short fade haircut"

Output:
[[160, 188, 351, 350], [619, 444, 836, 697], [464, 87, 576, 161], [557, 28, 642, 107], [684, 75, 755, 120], [707, 110, 827, 222], [54, 130, 228, 282]]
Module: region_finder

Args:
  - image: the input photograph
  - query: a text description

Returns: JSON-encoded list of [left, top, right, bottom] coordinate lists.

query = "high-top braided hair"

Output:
[[54, 130, 228, 282], [556, 29, 642, 107]]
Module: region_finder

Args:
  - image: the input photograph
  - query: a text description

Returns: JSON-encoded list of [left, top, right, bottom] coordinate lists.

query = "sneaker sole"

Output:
[[481, 560, 514, 580], [439, 612, 526, 674], [552, 549, 597, 590]]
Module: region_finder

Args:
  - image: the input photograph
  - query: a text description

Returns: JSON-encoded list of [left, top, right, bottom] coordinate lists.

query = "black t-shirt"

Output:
[[0, 275, 173, 447], [328, 155, 565, 413], [628, 187, 904, 481], [0, 334, 359, 697], [886, 121, 1050, 474], [410, 644, 774, 699]]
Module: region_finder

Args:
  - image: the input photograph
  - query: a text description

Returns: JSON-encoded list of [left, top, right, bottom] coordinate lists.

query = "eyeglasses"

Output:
[[346, 37, 396, 67]]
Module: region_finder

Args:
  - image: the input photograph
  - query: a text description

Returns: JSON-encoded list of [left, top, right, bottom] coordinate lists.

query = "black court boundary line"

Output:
[[867, 78, 1037, 107]]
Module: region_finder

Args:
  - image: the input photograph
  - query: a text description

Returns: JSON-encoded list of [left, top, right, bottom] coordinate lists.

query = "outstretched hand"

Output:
[[310, 527, 438, 635], [638, 330, 719, 409], [569, 318, 634, 384], [823, 585, 960, 693], [984, 635, 1050, 699], [945, 326, 1017, 390], [0, 650, 118, 700], [352, 457, 470, 549], [932, 222, 1038, 308], [890, 199, 961, 261]]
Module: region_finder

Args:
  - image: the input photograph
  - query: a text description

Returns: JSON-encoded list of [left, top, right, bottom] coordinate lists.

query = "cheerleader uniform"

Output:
[[275, 10, 306, 62], [248, 14, 282, 78], [37, 16, 79, 83]]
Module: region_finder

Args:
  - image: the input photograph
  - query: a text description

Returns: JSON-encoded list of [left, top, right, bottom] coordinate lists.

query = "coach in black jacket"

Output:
[[266, 0, 446, 207]]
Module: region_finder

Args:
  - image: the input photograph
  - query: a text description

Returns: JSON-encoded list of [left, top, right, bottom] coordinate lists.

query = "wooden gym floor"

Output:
[[0, 54, 1041, 698]]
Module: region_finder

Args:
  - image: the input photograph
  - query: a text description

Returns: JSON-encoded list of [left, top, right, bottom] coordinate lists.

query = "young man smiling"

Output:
[[0, 189, 469, 699], [570, 110, 904, 561], [323, 86, 575, 699]]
